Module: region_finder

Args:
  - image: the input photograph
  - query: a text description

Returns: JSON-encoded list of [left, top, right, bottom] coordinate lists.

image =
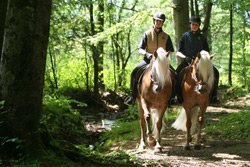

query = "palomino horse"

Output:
[[172, 50, 215, 150], [137, 47, 173, 152]]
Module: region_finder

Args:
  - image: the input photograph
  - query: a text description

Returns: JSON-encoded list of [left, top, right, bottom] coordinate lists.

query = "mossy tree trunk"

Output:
[[172, 0, 189, 65], [0, 0, 52, 157], [0, 0, 8, 59]]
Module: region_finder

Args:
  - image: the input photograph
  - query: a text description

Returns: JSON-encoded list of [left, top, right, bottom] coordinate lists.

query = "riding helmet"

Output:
[[189, 16, 201, 25], [153, 12, 165, 23]]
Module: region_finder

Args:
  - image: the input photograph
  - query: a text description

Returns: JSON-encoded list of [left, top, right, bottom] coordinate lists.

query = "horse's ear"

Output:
[[210, 53, 216, 60], [197, 52, 201, 59], [153, 50, 157, 58], [166, 51, 170, 57]]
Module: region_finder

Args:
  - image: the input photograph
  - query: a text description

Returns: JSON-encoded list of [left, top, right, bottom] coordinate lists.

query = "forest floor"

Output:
[[85, 87, 250, 167]]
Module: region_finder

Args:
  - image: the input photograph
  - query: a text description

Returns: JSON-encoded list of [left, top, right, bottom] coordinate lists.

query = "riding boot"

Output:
[[168, 71, 177, 107], [124, 78, 137, 106], [176, 77, 183, 104], [210, 77, 220, 104], [176, 68, 187, 104]]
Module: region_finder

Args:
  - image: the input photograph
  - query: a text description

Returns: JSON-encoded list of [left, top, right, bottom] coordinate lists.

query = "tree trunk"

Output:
[[172, 0, 189, 65], [0, 0, 8, 59], [229, 4, 233, 86], [49, 47, 58, 89], [88, 2, 99, 98], [194, 0, 199, 17], [242, 18, 246, 86], [202, 1, 213, 38], [190, 0, 194, 17], [97, 0, 105, 90], [0, 0, 52, 157]]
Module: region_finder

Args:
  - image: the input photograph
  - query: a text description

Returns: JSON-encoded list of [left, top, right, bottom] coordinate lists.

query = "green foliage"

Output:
[[97, 107, 179, 151], [220, 86, 248, 101], [96, 120, 140, 150], [118, 103, 139, 122], [77, 146, 140, 166], [205, 110, 250, 140], [41, 94, 87, 143]]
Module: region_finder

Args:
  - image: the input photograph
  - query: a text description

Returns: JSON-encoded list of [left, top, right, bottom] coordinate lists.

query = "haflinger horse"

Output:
[[172, 50, 215, 150], [137, 47, 173, 152]]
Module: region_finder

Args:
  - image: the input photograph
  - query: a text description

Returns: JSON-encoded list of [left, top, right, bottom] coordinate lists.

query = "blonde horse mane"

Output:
[[151, 48, 171, 88], [197, 50, 214, 90]]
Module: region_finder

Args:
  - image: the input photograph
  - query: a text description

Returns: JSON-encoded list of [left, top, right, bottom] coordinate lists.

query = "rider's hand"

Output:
[[184, 56, 192, 64], [144, 52, 153, 60]]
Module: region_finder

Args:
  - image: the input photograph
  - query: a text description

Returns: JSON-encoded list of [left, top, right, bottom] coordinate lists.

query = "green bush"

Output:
[[41, 94, 87, 144], [205, 109, 250, 140]]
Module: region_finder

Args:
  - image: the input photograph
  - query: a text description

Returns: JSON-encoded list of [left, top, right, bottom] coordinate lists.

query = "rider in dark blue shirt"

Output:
[[176, 16, 220, 104]]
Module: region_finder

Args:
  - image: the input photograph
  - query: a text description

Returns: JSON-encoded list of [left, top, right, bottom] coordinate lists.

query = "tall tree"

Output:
[[172, 0, 189, 65], [190, 0, 194, 16], [229, 4, 233, 86], [0, 0, 8, 59], [0, 0, 52, 157], [97, 0, 105, 90], [88, 0, 105, 98], [202, 1, 213, 38]]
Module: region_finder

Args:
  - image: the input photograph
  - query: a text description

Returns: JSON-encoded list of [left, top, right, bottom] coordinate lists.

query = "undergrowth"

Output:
[[205, 86, 250, 140], [41, 94, 87, 144], [205, 108, 250, 140]]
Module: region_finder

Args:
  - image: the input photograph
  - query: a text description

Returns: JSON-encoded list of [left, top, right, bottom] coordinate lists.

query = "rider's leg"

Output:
[[124, 57, 150, 106], [124, 76, 137, 106], [168, 65, 177, 107], [176, 60, 188, 104], [210, 66, 220, 104]]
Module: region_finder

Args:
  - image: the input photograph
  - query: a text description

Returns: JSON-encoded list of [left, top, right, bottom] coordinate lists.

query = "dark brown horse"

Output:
[[137, 48, 173, 152], [172, 50, 215, 150]]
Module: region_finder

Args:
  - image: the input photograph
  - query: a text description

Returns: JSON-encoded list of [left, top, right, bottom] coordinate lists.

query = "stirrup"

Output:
[[124, 96, 135, 106]]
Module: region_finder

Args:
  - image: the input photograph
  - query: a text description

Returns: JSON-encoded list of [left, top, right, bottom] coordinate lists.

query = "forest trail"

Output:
[[112, 89, 250, 167]]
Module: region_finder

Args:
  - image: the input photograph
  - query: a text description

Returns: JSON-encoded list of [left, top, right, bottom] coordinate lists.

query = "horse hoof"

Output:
[[139, 145, 145, 150], [183, 145, 191, 150], [194, 144, 201, 150], [148, 138, 156, 147], [154, 147, 162, 153]]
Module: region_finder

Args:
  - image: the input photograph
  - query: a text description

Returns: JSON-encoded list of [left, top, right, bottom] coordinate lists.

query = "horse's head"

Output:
[[150, 48, 171, 93], [192, 50, 215, 94]]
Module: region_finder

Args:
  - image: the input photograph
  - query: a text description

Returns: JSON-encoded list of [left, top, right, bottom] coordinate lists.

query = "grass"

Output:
[[205, 109, 250, 140], [96, 106, 181, 151], [97, 120, 141, 150]]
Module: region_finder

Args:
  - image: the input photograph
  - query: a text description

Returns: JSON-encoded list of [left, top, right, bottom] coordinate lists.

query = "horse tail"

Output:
[[151, 109, 167, 137], [171, 107, 199, 134]]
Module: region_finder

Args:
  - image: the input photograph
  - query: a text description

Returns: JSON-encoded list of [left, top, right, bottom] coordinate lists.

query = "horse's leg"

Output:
[[154, 108, 166, 152], [194, 105, 207, 150], [138, 101, 146, 149], [141, 98, 155, 147], [184, 108, 192, 150]]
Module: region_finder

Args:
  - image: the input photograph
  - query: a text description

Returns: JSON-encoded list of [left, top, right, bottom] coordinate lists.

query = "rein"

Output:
[[191, 58, 208, 94]]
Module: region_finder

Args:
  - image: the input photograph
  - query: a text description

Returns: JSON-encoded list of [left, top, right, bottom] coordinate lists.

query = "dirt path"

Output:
[[120, 93, 250, 167]]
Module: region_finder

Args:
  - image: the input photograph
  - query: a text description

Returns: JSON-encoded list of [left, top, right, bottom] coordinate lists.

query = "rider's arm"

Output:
[[138, 48, 147, 56], [138, 33, 147, 56], [176, 34, 186, 59], [176, 51, 186, 59]]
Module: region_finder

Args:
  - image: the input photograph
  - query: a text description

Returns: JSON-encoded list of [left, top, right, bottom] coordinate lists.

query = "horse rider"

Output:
[[124, 12, 177, 106], [175, 16, 220, 104]]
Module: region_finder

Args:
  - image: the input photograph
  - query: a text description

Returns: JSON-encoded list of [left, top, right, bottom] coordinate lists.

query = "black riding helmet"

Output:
[[189, 16, 201, 25], [153, 12, 165, 24]]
